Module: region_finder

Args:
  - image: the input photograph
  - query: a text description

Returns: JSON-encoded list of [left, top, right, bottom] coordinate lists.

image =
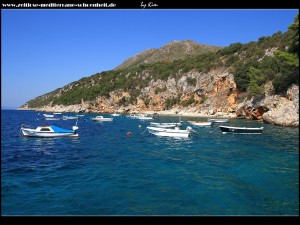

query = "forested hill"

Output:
[[20, 14, 299, 126], [115, 40, 221, 70]]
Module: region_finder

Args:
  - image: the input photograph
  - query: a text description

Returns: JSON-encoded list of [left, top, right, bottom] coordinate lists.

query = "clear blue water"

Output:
[[1, 110, 299, 215]]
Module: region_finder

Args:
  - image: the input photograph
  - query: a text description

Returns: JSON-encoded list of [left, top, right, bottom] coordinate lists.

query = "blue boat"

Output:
[[21, 124, 79, 138]]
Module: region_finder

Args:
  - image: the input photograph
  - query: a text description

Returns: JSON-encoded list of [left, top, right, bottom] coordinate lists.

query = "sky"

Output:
[[1, 9, 298, 109]]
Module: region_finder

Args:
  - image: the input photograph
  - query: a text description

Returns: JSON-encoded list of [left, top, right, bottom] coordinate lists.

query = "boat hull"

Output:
[[219, 126, 264, 134], [150, 122, 182, 128], [188, 121, 212, 126], [21, 128, 78, 137], [21, 125, 78, 138], [91, 118, 113, 122], [147, 126, 190, 138], [208, 118, 229, 123]]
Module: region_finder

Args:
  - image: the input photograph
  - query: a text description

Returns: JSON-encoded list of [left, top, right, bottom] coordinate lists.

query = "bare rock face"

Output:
[[236, 85, 299, 127], [262, 85, 299, 127]]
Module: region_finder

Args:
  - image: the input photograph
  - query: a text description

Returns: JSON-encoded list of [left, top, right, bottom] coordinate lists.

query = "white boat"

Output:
[[188, 121, 212, 126], [63, 115, 79, 120], [208, 118, 229, 123], [150, 122, 183, 128], [127, 114, 140, 119], [43, 113, 55, 118], [45, 117, 62, 121], [138, 114, 153, 120], [146, 126, 193, 138], [219, 125, 264, 134], [91, 116, 113, 122], [44, 114, 62, 120], [20, 124, 79, 138], [111, 113, 121, 116]]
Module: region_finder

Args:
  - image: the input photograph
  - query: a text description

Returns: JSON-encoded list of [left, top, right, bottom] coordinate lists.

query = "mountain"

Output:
[[19, 14, 299, 127], [115, 40, 221, 70]]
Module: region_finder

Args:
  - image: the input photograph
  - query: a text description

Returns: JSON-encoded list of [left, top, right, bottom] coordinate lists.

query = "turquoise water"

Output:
[[1, 110, 299, 215]]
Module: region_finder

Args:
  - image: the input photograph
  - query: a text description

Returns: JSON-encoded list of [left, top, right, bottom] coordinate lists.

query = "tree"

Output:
[[288, 13, 299, 56]]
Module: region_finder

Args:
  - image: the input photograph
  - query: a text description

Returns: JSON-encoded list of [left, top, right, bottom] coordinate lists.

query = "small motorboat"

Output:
[[91, 116, 113, 122], [219, 125, 264, 134], [62, 115, 79, 120], [20, 124, 79, 138], [150, 122, 183, 128], [43, 113, 55, 118], [138, 114, 154, 120], [146, 126, 193, 138], [208, 118, 229, 123], [188, 121, 212, 126]]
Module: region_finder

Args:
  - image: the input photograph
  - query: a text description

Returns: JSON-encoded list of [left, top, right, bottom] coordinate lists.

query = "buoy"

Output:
[[127, 131, 132, 136]]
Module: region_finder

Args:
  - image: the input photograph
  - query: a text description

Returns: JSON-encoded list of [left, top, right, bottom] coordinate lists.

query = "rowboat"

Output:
[[219, 125, 264, 134]]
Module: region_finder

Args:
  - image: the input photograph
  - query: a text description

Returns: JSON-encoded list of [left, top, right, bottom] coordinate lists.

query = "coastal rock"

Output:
[[235, 85, 299, 127], [262, 85, 299, 127]]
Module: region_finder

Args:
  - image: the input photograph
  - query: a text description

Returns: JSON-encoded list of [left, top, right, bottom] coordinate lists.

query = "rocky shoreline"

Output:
[[18, 84, 299, 127]]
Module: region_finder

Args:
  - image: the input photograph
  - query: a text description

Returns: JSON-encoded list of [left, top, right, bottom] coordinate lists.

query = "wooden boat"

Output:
[[188, 121, 212, 126], [20, 124, 79, 138], [219, 125, 264, 134], [91, 116, 113, 122], [146, 126, 193, 138]]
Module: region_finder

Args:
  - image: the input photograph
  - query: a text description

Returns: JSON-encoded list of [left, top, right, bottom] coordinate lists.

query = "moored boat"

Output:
[[138, 114, 154, 120], [150, 121, 183, 128], [43, 113, 55, 118], [62, 115, 79, 120], [146, 126, 193, 138], [188, 121, 212, 126], [208, 118, 229, 123], [91, 116, 113, 122], [20, 124, 79, 138], [219, 125, 264, 134]]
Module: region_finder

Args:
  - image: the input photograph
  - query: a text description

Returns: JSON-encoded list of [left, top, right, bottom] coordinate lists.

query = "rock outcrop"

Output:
[[262, 84, 299, 127], [236, 85, 299, 127]]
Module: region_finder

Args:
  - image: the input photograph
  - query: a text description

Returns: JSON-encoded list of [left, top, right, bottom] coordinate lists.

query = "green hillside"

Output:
[[24, 14, 299, 109]]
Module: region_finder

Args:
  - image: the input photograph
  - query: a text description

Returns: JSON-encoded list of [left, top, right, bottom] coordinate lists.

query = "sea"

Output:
[[1, 110, 299, 216]]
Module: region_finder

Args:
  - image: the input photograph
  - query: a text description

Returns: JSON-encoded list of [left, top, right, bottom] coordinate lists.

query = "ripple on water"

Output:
[[1, 111, 299, 215]]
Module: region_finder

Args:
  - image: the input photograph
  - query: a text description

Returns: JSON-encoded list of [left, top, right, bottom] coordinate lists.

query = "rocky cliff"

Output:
[[20, 67, 238, 116]]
